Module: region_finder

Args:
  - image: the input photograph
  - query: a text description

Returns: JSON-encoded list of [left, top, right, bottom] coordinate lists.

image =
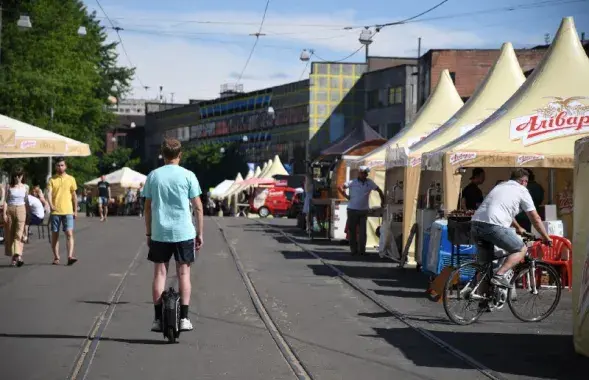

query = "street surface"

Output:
[[0, 216, 585, 380]]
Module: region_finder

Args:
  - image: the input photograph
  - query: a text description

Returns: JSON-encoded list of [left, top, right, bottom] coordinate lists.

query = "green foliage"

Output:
[[99, 147, 140, 174], [0, 0, 134, 187], [181, 143, 249, 192]]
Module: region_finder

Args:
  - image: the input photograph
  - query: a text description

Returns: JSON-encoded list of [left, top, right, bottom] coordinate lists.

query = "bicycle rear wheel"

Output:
[[442, 263, 486, 325], [508, 261, 562, 322]]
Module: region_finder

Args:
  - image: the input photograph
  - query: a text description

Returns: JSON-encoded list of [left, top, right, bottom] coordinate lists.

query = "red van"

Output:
[[249, 186, 297, 218]]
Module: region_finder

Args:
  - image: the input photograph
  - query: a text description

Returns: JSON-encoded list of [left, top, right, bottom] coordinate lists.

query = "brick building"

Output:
[[417, 47, 549, 107]]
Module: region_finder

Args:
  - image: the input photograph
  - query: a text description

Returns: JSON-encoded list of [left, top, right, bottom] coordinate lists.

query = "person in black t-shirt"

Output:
[[515, 169, 545, 232], [460, 168, 485, 210], [96, 175, 111, 222]]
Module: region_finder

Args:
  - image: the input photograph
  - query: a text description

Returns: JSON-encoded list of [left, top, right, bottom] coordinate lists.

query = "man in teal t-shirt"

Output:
[[144, 138, 204, 333]]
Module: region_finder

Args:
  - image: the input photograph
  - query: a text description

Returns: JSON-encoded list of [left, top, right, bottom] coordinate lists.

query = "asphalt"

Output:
[[0, 215, 584, 380], [261, 217, 589, 380]]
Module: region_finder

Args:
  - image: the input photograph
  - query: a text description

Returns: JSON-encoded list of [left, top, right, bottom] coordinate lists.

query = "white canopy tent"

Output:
[[210, 179, 234, 199], [223, 169, 255, 199], [85, 167, 147, 198], [0, 113, 91, 158], [214, 172, 243, 200]]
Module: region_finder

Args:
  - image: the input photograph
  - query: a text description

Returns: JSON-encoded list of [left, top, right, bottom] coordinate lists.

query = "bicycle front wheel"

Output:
[[442, 263, 486, 325], [508, 261, 562, 322]]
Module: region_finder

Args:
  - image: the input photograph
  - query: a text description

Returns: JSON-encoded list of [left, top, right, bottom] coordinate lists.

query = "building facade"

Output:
[[362, 64, 418, 139], [417, 48, 548, 107]]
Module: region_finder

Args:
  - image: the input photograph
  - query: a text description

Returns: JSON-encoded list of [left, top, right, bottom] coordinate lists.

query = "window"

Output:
[[388, 87, 403, 105], [449, 71, 456, 84], [367, 89, 379, 109]]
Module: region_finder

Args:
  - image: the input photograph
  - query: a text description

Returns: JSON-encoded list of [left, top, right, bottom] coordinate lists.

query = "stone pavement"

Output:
[[261, 217, 589, 380], [1, 215, 582, 380]]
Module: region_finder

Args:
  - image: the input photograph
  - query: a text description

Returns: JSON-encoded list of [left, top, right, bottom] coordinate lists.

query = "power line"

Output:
[[94, 0, 146, 89], [235, 0, 271, 84], [311, 46, 365, 63]]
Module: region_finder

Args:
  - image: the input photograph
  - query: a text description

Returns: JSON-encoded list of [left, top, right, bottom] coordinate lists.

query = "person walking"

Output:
[[338, 166, 384, 256], [46, 157, 78, 266], [96, 175, 111, 222], [3, 167, 29, 267], [144, 138, 203, 332]]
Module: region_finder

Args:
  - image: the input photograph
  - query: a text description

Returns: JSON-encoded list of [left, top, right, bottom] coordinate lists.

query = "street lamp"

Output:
[[242, 135, 248, 143], [359, 28, 374, 62], [220, 147, 225, 154], [158, 154, 163, 160], [77, 26, 87, 36], [299, 49, 313, 62], [130, 122, 136, 128]]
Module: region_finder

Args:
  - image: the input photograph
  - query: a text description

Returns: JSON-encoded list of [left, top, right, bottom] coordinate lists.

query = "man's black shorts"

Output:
[[148, 239, 197, 263]]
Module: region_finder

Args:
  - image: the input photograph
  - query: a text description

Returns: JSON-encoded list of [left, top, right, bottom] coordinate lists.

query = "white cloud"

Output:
[[95, 7, 493, 102]]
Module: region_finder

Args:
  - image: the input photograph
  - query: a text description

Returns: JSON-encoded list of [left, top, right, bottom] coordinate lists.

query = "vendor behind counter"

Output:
[[515, 169, 545, 232], [460, 168, 485, 210]]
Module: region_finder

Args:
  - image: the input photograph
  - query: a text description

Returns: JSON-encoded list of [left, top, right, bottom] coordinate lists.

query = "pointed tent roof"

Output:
[[262, 155, 289, 178], [319, 120, 384, 157], [85, 167, 147, 188], [387, 42, 526, 168], [256, 163, 267, 177], [253, 166, 262, 178], [259, 159, 273, 178], [425, 17, 589, 171], [216, 172, 243, 199], [224, 169, 255, 198], [350, 69, 464, 169]]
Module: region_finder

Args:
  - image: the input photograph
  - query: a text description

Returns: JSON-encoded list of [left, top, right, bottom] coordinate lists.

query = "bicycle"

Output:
[[442, 232, 562, 325], [160, 286, 181, 343]]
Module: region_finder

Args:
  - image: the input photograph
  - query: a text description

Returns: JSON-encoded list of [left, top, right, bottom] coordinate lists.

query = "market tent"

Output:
[[319, 120, 384, 157], [85, 167, 147, 198], [215, 172, 243, 200], [384, 42, 525, 260], [262, 155, 289, 178], [258, 159, 273, 178], [223, 169, 255, 199], [253, 166, 262, 178], [345, 69, 463, 251], [425, 17, 589, 215], [349, 69, 464, 171], [573, 136, 589, 358], [0, 113, 91, 157], [210, 179, 234, 199]]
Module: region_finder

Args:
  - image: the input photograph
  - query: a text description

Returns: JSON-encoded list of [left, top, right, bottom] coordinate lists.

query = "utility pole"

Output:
[[170, 92, 175, 104]]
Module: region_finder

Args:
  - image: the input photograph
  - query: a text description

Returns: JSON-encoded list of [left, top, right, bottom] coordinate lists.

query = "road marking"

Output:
[[67, 242, 146, 380], [256, 220, 507, 380], [213, 218, 313, 380]]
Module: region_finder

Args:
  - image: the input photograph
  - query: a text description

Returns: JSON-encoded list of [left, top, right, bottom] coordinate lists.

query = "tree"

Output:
[[182, 143, 249, 192], [0, 0, 134, 186], [99, 147, 140, 174]]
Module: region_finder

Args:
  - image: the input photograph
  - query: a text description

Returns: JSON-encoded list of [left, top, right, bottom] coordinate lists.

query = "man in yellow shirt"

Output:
[[46, 157, 78, 266]]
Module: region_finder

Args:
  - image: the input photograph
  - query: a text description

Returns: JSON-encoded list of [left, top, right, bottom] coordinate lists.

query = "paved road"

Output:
[[0, 216, 583, 380]]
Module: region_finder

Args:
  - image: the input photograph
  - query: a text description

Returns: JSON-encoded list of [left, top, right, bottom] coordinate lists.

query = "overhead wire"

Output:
[[235, 0, 271, 84], [94, 0, 147, 89]]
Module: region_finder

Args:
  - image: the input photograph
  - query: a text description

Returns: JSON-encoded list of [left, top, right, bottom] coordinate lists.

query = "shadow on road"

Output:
[[363, 327, 589, 380], [0, 332, 167, 345]]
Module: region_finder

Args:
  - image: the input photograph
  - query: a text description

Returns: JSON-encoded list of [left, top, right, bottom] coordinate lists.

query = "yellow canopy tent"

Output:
[[347, 69, 464, 250], [384, 42, 526, 263], [573, 136, 589, 358], [253, 166, 262, 178], [423, 17, 589, 222], [262, 155, 289, 178], [223, 169, 255, 200], [258, 159, 273, 178]]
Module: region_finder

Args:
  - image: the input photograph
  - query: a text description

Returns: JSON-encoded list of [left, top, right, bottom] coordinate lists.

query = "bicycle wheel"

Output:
[[442, 263, 486, 325], [508, 261, 562, 322], [166, 326, 176, 343]]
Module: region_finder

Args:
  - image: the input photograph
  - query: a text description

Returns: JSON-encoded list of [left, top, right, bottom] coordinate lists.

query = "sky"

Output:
[[82, 0, 589, 103]]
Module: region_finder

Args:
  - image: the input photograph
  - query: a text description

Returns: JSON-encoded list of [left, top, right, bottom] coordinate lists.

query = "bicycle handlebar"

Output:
[[521, 231, 552, 247]]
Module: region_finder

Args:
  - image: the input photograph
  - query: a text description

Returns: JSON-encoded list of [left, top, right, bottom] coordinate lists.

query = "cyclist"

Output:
[[144, 138, 204, 332], [470, 168, 552, 288]]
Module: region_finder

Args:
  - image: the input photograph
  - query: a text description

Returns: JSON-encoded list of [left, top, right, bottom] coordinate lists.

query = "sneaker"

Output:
[[490, 273, 511, 288], [151, 319, 162, 332], [179, 318, 193, 331]]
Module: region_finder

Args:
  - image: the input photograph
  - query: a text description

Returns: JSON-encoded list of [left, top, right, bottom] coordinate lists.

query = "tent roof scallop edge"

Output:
[[350, 69, 464, 170], [425, 16, 589, 171]]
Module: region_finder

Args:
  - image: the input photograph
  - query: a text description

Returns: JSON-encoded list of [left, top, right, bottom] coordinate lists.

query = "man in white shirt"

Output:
[[338, 166, 384, 255], [471, 168, 552, 288]]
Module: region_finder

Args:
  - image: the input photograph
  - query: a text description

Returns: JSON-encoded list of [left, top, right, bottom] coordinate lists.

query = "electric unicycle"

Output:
[[161, 287, 181, 343]]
